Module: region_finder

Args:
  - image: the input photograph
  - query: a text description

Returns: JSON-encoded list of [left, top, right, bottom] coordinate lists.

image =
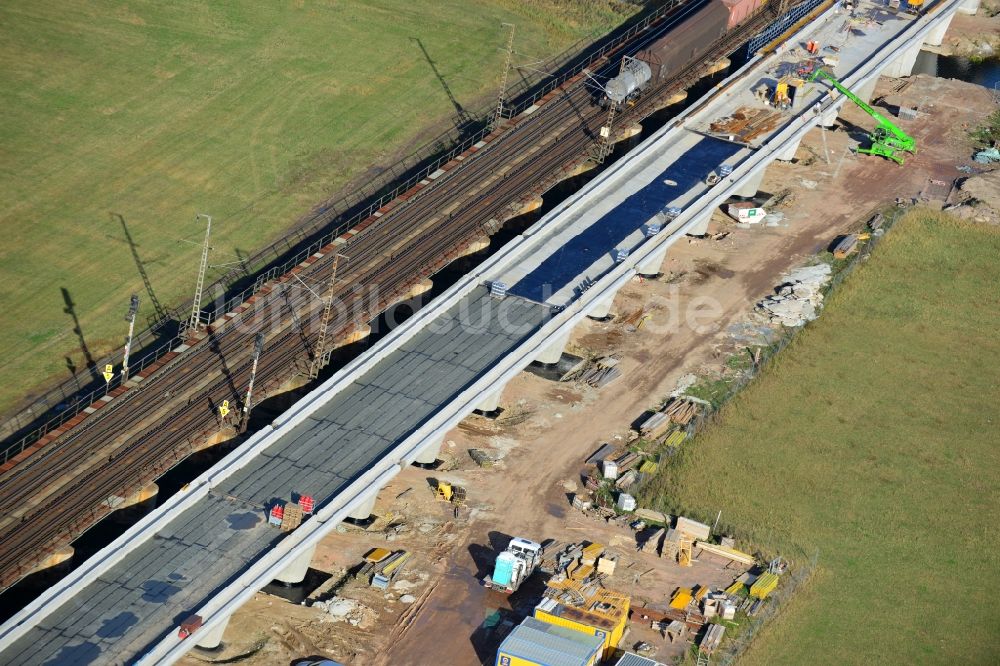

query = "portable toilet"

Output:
[[492, 551, 516, 588]]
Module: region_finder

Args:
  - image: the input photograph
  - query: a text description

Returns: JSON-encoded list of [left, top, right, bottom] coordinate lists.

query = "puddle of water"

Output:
[[226, 511, 261, 530]]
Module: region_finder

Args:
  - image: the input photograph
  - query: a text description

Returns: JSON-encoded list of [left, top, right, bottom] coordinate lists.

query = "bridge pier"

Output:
[[882, 43, 922, 78], [534, 331, 571, 365], [924, 13, 953, 47], [406, 279, 433, 301], [348, 494, 378, 521], [587, 290, 619, 320], [819, 105, 839, 128], [108, 482, 159, 518], [518, 197, 544, 216], [195, 615, 230, 650], [28, 545, 74, 575], [637, 244, 669, 278], [274, 544, 317, 585], [475, 386, 504, 413], [734, 169, 765, 198], [414, 439, 443, 466], [687, 209, 713, 236], [959, 0, 980, 14], [775, 135, 802, 162]]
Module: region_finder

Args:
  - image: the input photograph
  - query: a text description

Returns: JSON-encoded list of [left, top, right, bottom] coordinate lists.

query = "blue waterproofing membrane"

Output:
[[509, 135, 742, 303]]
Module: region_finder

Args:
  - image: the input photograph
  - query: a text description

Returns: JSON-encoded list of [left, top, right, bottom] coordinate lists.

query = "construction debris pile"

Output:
[[755, 263, 832, 327], [944, 170, 1000, 225]]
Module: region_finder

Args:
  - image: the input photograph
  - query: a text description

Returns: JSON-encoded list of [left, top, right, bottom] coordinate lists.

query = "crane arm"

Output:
[[810, 69, 914, 148]]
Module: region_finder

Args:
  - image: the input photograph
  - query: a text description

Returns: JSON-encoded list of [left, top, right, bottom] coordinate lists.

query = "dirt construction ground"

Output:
[[179, 74, 998, 666]]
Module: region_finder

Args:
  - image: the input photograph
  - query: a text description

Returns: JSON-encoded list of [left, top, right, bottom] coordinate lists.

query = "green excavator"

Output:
[[809, 69, 916, 165]]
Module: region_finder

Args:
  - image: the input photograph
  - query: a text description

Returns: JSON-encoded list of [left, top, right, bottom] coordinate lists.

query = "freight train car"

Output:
[[605, 0, 768, 103]]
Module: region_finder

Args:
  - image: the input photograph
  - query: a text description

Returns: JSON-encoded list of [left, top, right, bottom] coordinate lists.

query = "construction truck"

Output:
[[483, 537, 544, 594]]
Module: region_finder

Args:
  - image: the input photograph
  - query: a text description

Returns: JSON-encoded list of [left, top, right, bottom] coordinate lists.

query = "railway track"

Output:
[[0, 0, 782, 590]]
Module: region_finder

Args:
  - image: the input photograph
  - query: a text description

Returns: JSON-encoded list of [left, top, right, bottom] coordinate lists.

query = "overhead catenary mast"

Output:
[[241, 331, 266, 429], [491, 23, 516, 131], [184, 213, 212, 336], [121, 294, 140, 382], [309, 254, 348, 379]]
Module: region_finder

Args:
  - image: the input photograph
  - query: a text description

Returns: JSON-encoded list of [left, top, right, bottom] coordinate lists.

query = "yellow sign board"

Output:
[[219, 400, 230, 418], [102, 364, 114, 382]]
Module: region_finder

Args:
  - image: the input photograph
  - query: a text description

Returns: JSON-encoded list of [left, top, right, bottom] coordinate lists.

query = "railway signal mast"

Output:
[[595, 100, 619, 164], [121, 294, 140, 382], [241, 331, 266, 430], [183, 213, 212, 337], [491, 23, 516, 131], [309, 253, 348, 379]]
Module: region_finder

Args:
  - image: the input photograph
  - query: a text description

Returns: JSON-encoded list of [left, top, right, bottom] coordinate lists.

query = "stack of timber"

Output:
[[663, 397, 700, 425], [708, 106, 782, 144], [700, 624, 726, 654], [575, 356, 623, 388]]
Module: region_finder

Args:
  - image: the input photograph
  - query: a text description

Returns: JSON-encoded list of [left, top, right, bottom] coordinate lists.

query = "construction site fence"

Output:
[[638, 205, 908, 663], [0, 1, 691, 463]]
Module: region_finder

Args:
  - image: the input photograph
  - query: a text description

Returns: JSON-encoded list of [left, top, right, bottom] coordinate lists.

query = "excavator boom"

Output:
[[809, 69, 916, 160]]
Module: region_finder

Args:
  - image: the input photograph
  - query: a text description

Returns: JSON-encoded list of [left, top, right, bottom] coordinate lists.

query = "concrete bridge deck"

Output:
[[0, 0, 967, 662]]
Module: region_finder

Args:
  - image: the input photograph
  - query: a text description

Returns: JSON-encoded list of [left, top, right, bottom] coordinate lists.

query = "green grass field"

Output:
[[0, 0, 635, 416], [639, 211, 1000, 664]]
